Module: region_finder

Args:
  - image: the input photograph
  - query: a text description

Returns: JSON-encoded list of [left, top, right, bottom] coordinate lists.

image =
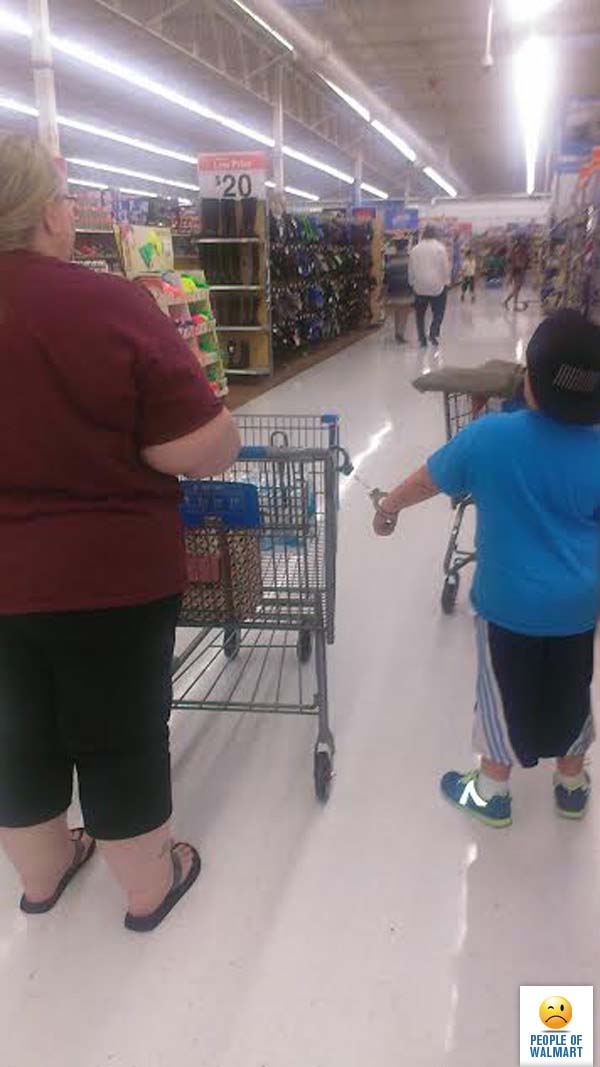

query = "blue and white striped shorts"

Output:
[[473, 615, 596, 767]]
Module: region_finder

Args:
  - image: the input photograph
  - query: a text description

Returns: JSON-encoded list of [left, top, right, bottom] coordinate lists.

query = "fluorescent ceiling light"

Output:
[[320, 76, 370, 122], [68, 177, 108, 189], [265, 179, 319, 201], [360, 181, 388, 200], [49, 27, 275, 147], [59, 115, 196, 164], [0, 93, 37, 117], [66, 156, 199, 191], [423, 165, 458, 198], [514, 35, 553, 195], [0, 95, 194, 165], [371, 119, 416, 163], [1, 95, 322, 203], [229, 0, 293, 52], [119, 186, 158, 198], [0, 8, 28, 35], [69, 177, 193, 204], [507, 0, 560, 19], [283, 145, 353, 184], [284, 185, 320, 202]]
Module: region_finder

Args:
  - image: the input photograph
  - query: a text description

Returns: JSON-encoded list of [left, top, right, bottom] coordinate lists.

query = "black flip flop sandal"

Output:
[[124, 843, 201, 933], [20, 828, 97, 914]]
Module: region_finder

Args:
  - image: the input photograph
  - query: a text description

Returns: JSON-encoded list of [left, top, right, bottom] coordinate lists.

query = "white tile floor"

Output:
[[2, 289, 599, 1067]]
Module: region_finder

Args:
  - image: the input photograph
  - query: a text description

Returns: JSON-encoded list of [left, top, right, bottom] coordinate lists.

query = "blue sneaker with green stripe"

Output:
[[440, 770, 513, 828], [554, 771, 591, 820]]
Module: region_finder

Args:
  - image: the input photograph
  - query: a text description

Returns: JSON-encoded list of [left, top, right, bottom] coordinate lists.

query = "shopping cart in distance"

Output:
[[412, 362, 526, 615], [171, 414, 352, 802]]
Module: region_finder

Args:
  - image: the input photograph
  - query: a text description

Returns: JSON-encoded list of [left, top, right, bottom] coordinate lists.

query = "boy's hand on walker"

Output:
[[371, 491, 399, 537], [373, 510, 398, 536]]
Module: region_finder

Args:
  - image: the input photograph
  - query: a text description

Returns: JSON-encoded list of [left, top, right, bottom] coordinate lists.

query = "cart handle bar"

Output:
[[238, 445, 354, 475]]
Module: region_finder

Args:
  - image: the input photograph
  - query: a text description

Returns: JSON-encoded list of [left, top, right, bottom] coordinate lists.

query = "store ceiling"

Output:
[[292, 0, 600, 194], [1, 0, 600, 200]]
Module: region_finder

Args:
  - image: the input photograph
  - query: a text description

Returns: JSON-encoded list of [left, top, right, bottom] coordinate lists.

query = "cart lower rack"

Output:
[[172, 414, 351, 801]]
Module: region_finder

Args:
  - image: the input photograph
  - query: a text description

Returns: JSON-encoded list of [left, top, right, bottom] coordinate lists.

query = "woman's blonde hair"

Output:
[[0, 133, 62, 252]]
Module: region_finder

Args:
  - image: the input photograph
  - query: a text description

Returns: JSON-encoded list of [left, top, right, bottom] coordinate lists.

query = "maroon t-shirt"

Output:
[[0, 251, 223, 614]]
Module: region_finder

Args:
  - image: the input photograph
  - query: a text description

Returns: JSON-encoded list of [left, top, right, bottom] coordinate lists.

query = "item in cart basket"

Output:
[[180, 479, 261, 529], [180, 520, 263, 626], [179, 481, 262, 625]]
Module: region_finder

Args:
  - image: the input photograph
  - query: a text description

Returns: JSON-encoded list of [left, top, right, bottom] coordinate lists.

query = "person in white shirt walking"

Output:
[[408, 225, 451, 348]]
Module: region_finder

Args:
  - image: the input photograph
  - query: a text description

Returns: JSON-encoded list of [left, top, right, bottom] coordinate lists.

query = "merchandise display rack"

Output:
[[125, 263, 229, 400], [71, 189, 228, 396], [542, 159, 600, 322], [175, 199, 272, 377], [269, 213, 376, 360], [73, 191, 120, 274]]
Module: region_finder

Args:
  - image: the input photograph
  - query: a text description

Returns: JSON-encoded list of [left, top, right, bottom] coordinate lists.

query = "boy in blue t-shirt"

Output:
[[373, 310, 600, 827]]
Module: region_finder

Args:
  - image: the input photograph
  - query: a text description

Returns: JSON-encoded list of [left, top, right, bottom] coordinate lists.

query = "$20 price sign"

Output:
[[197, 151, 267, 201]]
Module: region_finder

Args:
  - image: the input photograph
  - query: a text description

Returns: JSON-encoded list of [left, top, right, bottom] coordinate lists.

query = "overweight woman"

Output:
[[0, 134, 240, 931]]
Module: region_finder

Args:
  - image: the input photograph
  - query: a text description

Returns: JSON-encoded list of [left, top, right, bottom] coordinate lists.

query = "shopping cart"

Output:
[[171, 414, 352, 802], [440, 392, 492, 614], [412, 361, 526, 615]]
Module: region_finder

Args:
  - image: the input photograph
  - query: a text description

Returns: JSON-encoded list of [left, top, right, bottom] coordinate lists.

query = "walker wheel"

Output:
[[441, 574, 460, 615], [297, 629, 313, 663], [314, 750, 333, 802], [223, 625, 241, 659]]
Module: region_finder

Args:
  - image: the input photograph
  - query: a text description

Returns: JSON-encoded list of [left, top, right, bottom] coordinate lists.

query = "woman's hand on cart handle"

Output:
[[371, 490, 399, 537]]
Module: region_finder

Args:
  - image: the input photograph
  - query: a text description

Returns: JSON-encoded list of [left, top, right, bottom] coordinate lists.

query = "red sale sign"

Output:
[[197, 151, 267, 200]]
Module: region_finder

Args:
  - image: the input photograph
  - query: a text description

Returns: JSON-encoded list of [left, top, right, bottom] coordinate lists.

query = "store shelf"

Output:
[[226, 366, 271, 377], [166, 292, 195, 306], [194, 237, 262, 245], [209, 285, 264, 292], [201, 350, 221, 366], [216, 325, 269, 333], [178, 321, 214, 341], [192, 200, 272, 378], [75, 228, 114, 235]]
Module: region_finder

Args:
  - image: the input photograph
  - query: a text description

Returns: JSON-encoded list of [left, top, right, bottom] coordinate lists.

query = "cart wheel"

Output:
[[314, 750, 333, 803], [223, 625, 240, 659], [441, 574, 460, 615], [297, 629, 313, 664]]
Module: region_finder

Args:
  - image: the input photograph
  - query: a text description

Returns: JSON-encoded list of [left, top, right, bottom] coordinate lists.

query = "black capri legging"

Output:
[[0, 596, 180, 840]]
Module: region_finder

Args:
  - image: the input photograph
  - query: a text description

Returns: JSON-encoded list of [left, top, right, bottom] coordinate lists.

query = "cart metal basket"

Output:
[[172, 414, 351, 802]]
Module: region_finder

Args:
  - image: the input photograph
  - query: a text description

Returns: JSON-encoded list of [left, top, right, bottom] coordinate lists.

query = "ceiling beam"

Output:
[[87, 0, 380, 167], [145, 0, 192, 30]]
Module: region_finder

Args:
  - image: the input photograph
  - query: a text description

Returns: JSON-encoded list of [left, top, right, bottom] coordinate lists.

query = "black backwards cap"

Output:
[[527, 309, 600, 426]]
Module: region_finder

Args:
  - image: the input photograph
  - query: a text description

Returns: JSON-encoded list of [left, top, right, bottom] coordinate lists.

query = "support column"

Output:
[[353, 149, 363, 208], [273, 61, 284, 192], [29, 0, 60, 157]]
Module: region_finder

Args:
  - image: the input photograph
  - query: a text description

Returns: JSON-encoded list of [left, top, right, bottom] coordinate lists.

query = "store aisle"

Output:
[[1, 290, 598, 1067]]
